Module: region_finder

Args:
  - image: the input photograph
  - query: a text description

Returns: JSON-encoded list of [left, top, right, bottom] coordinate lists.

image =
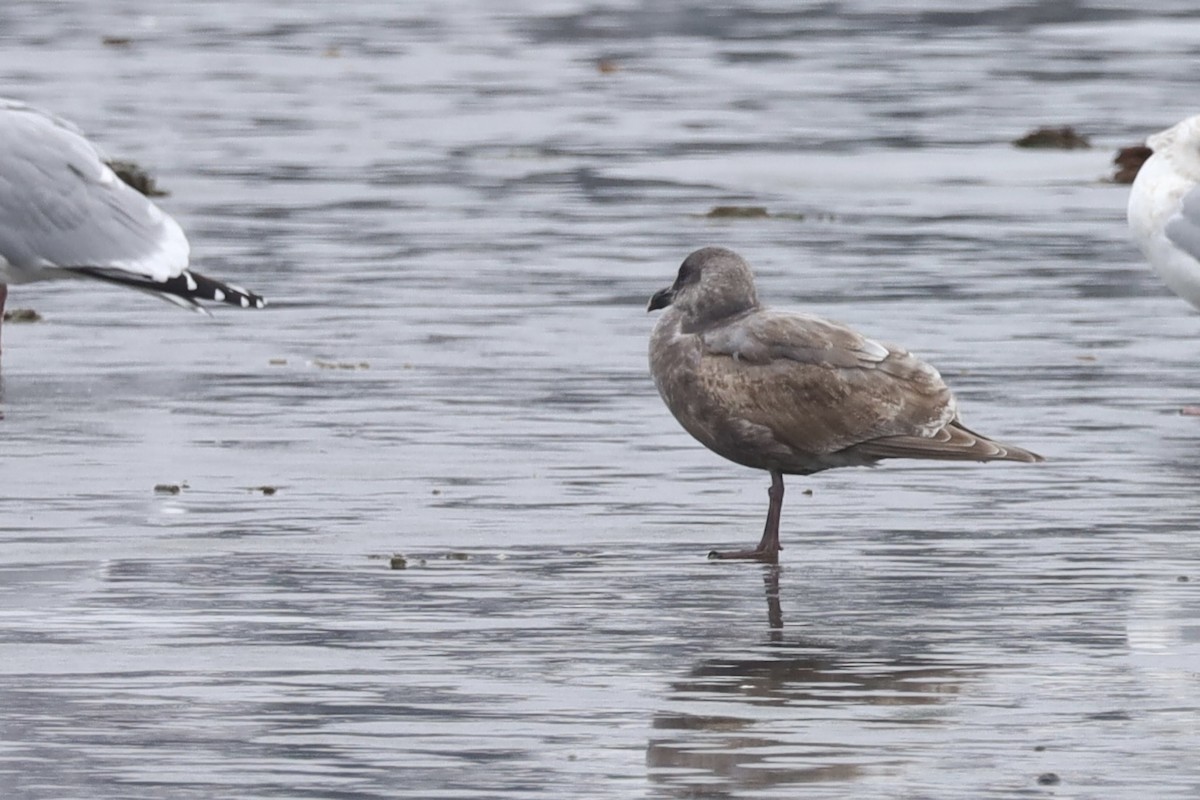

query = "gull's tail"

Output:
[[857, 419, 1043, 463]]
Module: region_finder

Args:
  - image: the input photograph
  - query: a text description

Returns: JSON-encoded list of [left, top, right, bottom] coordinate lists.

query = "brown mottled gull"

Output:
[[648, 246, 1042, 564]]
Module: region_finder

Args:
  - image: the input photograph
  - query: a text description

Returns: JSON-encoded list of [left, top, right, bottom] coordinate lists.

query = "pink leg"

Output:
[[708, 470, 785, 564]]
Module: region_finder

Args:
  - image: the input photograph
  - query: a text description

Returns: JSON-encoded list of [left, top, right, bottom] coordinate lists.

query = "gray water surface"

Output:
[[2, 2, 1200, 798]]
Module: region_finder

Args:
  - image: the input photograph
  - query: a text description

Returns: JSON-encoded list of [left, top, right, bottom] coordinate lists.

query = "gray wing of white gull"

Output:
[[0, 99, 263, 311], [0, 100, 188, 281], [1164, 182, 1200, 263]]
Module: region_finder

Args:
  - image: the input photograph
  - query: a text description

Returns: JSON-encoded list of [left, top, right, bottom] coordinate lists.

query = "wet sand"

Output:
[[2, 2, 1200, 798]]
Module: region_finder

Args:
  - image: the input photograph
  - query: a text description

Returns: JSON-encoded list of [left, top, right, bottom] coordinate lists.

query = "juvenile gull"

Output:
[[648, 247, 1043, 564], [0, 98, 265, 355], [1128, 114, 1200, 310]]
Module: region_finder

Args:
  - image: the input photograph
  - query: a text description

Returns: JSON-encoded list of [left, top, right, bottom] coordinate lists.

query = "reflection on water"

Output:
[[2, 0, 1200, 798], [648, 641, 964, 791], [649, 568, 967, 795]]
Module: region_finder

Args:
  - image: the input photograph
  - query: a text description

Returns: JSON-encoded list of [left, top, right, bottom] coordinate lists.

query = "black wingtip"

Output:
[[67, 267, 267, 310], [179, 270, 267, 310]]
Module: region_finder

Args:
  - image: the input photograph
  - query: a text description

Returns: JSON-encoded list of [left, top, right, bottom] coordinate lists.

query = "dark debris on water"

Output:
[[1012, 126, 1091, 149], [107, 159, 169, 197], [1112, 144, 1152, 184], [702, 206, 831, 221], [706, 205, 771, 219], [313, 359, 371, 370], [2, 308, 41, 323], [370, 551, 474, 570]]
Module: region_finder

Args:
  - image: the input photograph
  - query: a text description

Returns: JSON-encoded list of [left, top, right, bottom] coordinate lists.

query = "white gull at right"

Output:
[[1128, 114, 1200, 310]]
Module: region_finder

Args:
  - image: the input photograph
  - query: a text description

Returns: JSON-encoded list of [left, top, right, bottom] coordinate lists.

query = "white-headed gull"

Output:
[[0, 98, 265, 354], [647, 247, 1043, 563], [1127, 114, 1200, 310]]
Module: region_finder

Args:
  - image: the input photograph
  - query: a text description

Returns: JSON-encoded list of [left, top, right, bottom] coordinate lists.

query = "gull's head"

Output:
[[1146, 114, 1200, 179], [647, 246, 760, 325]]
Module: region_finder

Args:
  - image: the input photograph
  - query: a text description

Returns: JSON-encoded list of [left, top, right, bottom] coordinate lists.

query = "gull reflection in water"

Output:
[[647, 568, 969, 795]]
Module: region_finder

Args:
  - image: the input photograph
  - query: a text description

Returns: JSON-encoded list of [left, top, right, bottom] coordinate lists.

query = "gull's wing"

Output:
[[0, 99, 188, 283], [1164, 182, 1200, 263], [698, 309, 956, 456]]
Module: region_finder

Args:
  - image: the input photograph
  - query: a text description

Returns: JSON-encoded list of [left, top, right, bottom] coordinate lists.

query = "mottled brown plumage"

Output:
[[648, 246, 1042, 563]]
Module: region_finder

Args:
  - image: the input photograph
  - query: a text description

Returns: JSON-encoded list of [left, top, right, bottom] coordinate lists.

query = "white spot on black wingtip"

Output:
[[64, 265, 263, 313]]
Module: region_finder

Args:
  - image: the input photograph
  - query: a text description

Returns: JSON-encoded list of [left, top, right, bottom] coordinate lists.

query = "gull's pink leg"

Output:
[[708, 469, 784, 564]]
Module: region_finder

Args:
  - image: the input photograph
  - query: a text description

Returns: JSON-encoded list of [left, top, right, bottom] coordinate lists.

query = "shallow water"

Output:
[[2, 1, 1200, 798]]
